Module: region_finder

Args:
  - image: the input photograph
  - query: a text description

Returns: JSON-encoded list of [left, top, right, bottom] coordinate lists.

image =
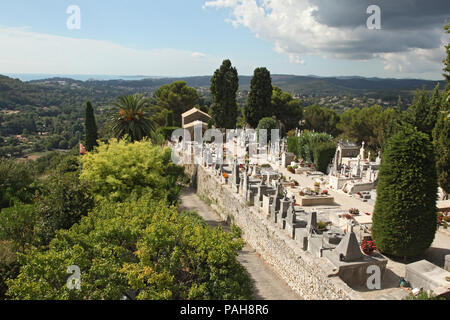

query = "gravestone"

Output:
[[269, 180, 283, 217], [256, 181, 269, 208], [278, 195, 291, 230], [231, 160, 240, 193], [281, 152, 295, 168], [406, 260, 450, 291], [334, 228, 364, 262], [285, 197, 307, 239], [306, 211, 317, 234]]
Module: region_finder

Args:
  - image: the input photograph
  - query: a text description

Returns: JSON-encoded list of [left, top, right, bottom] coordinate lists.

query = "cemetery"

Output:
[[174, 126, 450, 300]]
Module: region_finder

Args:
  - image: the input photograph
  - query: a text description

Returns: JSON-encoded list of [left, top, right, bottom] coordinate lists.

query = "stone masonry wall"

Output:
[[191, 164, 364, 300]]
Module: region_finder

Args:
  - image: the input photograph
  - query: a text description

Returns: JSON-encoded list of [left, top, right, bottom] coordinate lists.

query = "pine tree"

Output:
[[372, 126, 438, 258], [433, 93, 450, 195], [166, 110, 174, 127], [84, 101, 98, 151], [443, 24, 450, 86], [210, 59, 239, 129], [408, 86, 439, 137], [244, 67, 273, 128]]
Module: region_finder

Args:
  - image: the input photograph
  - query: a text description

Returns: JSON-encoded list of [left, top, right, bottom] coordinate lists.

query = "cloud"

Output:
[[0, 26, 221, 76], [204, 0, 450, 74]]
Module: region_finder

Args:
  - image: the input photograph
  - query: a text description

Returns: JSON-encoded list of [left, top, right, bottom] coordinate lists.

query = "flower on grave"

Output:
[[343, 214, 353, 220], [322, 190, 328, 195], [361, 239, 377, 255], [349, 208, 360, 215], [222, 173, 229, 179]]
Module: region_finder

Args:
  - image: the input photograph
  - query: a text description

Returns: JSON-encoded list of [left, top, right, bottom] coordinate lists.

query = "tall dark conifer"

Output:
[[244, 67, 273, 128], [85, 101, 98, 151], [210, 59, 239, 129], [372, 126, 437, 258]]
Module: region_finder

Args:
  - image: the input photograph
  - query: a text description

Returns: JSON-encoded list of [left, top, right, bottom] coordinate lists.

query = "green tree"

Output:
[[210, 59, 239, 129], [122, 210, 252, 300], [338, 105, 395, 152], [408, 87, 439, 137], [372, 127, 438, 258], [0, 241, 19, 299], [79, 139, 185, 203], [0, 159, 35, 209], [154, 81, 199, 126], [84, 101, 98, 152], [443, 23, 450, 86], [245, 68, 273, 128], [109, 94, 156, 142], [0, 203, 39, 252], [271, 87, 303, 132], [35, 171, 94, 246], [256, 117, 278, 142], [303, 104, 340, 136], [6, 196, 252, 300]]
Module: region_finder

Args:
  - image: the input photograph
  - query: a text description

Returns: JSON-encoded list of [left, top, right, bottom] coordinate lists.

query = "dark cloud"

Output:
[[205, 0, 449, 73], [312, 0, 450, 30]]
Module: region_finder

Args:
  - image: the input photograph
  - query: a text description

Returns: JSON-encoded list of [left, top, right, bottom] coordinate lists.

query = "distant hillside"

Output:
[[1, 73, 445, 110], [30, 74, 443, 98]]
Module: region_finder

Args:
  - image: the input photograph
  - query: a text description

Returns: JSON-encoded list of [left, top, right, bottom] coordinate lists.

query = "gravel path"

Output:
[[179, 188, 301, 300]]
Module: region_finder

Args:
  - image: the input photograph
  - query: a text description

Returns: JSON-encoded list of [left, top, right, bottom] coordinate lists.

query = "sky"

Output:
[[0, 0, 449, 80]]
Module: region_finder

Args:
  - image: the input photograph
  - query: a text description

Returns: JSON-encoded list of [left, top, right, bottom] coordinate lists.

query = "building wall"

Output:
[[188, 164, 364, 300]]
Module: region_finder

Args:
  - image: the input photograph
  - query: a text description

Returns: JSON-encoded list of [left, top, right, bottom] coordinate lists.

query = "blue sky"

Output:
[[0, 0, 448, 79]]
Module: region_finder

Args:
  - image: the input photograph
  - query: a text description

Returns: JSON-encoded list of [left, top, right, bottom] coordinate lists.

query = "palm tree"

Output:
[[110, 94, 155, 142]]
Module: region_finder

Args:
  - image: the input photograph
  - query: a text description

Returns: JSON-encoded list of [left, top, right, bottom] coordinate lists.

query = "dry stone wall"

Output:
[[191, 164, 363, 300]]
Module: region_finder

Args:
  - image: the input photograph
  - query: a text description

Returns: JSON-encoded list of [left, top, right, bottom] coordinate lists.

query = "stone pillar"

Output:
[[278, 197, 290, 230], [445, 255, 450, 272]]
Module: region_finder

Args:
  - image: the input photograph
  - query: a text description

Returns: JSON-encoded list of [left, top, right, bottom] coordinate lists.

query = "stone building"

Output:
[[181, 107, 212, 141]]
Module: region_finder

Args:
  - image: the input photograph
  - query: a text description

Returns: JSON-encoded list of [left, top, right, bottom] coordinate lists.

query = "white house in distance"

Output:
[[181, 107, 211, 141]]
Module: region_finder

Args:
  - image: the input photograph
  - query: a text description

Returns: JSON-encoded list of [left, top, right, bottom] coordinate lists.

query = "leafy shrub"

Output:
[[0, 203, 40, 251], [80, 139, 185, 203], [35, 172, 94, 246], [0, 241, 20, 299], [0, 159, 36, 209], [6, 196, 252, 300], [311, 141, 336, 173]]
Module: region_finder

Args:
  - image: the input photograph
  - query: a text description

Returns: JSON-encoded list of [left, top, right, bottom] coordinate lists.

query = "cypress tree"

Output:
[[84, 101, 98, 151], [210, 59, 239, 129], [372, 126, 438, 258], [245, 67, 273, 128]]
